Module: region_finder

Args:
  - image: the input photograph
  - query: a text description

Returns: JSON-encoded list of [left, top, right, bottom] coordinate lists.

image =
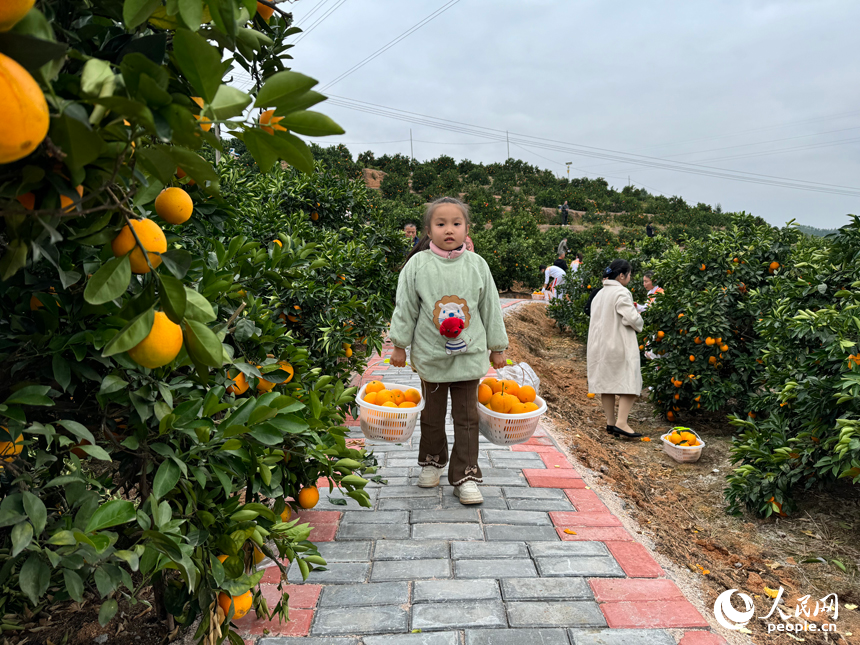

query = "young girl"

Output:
[[389, 197, 508, 504]]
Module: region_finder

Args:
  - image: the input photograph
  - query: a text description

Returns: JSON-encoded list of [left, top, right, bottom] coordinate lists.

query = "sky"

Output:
[[234, 0, 860, 229]]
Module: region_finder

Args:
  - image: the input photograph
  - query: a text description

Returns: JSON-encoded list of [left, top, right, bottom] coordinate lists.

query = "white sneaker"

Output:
[[417, 466, 440, 488], [453, 481, 483, 504]]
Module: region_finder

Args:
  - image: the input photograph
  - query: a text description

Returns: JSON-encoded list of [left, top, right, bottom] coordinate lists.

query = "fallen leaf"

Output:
[[739, 627, 753, 634], [564, 529, 577, 535], [554, 465, 560, 468], [845, 604, 858, 611], [585, 486, 590, 490], [764, 587, 780, 598]]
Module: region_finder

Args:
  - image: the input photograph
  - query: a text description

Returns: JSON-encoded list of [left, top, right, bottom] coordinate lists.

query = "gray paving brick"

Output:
[[465, 629, 571, 645], [319, 582, 408, 607], [380, 485, 440, 498], [507, 498, 575, 511], [260, 638, 360, 645], [313, 540, 372, 562], [486, 525, 559, 541], [371, 558, 451, 581], [568, 629, 676, 645], [501, 578, 594, 601], [340, 510, 409, 524], [488, 450, 532, 459], [287, 561, 369, 584], [375, 467, 410, 477], [535, 556, 625, 577], [451, 541, 528, 560], [487, 457, 546, 469], [311, 604, 407, 635], [507, 601, 606, 628], [337, 522, 410, 540], [411, 600, 507, 631], [321, 488, 378, 511], [379, 497, 442, 511], [370, 477, 408, 487], [411, 508, 480, 523], [413, 579, 501, 603], [481, 475, 529, 486], [455, 558, 538, 578], [373, 540, 449, 561], [364, 632, 460, 645], [481, 509, 551, 525], [413, 523, 485, 541], [504, 487, 568, 499], [387, 458, 420, 468], [528, 542, 610, 558]]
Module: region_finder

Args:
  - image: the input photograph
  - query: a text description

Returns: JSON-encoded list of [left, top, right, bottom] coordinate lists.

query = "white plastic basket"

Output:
[[660, 427, 705, 463], [355, 381, 425, 443], [477, 395, 546, 445]]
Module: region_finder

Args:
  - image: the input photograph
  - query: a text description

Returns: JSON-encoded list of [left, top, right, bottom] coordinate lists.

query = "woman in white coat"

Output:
[[587, 259, 644, 438]]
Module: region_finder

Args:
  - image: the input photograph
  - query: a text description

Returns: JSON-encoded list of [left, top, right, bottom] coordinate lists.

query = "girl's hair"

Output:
[[576, 252, 583, 261], [539, 265, 547, 272], [603, 259, 632, 280], [404, 197, 471, 264], [643, 271, 654, 280]]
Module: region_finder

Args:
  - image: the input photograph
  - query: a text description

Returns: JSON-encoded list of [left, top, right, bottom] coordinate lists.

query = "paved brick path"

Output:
[[237, 300, 728, 645]]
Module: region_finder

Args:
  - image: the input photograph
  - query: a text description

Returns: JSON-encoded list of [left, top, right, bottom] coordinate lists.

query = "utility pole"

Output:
[[409, 128, 414, 168], [506, 131, 509, 160], [628, 175, 631, 187], [214, 123, 221, 165], [566, 161, 571, 179]]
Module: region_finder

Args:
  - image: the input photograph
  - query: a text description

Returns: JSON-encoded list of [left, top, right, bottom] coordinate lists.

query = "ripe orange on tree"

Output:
[[705, 337, 716, 346], [708, 356, 717, 365], [111, 219, 167, 273], [256, 1, 275, 21], [191, 96, 212, 131], [155, 187, 194, 225], [228, 372, 249, 395], [259, 108, 285, 134], [0, 52, 49, 164], [16, 192, 35, 210], [0, 429, 23, 464], [769, 261, 780, 273], [656, 331, 665, 339], [689, 355, 695, 362], [298, 485, 319, 509], [176, 167, 195, 185], [217, 591, 252, 620], [0, 0, 35, 31], [694, 337, 702, 344], [60, 185, 84, 212], [127, 312, 183, 369]]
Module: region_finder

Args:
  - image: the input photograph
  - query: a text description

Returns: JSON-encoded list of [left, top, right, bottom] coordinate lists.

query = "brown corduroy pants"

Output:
[[417, 379, 483, 486]]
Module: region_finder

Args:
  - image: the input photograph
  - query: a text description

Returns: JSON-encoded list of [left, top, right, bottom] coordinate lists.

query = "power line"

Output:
[[293, 0, 347, 44], [321, 0, 461, 91], [295, 0, 328, 28]]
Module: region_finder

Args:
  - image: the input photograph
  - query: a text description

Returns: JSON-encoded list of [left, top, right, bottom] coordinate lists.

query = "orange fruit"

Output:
[[404, 388, 421, 404], [490, 380, 505, 394], [482, 377, 498, 390], [298, 485, 319, 509], [667, 411, 675, 421], [259, 108, 286, 134], [216, 554, 229, 564], [656, 331, 665, 339], [700, 264, 706, 270], [733, 257, 739, 263], [127, 311, 183, 369], [155, 187, 194, 225], [399, 401, 417, 408], [673, 380, 682, 387], [273, 239, 282, 247], [477, 384, 493, 405], [694, 337, 702, 344], [256, 375, 275, 393], [176, 167, 195, 185], [0, 429, 23, 463], [720, 344, 728, 352], [366, 380, 385, 394], [639, 344, 644, 351], [111, 218, 167, 274], [509, 401, 526, 415], [674, 394, 680, 400], [390, 389, 405, 405], [311, 211, 319, 221], [769, 261, 780, 272], [218, 591, 252, 620], [716, 337, 722, 344], [517, 385, 536, 403], [708, 356, 717, 365], [490, 392, 512, 413], [375, 390, 394, 405], [363, 391, 378, 405], [689, 355, 695, 362], [748, 411, 756, 419], [667, 433, 682, 445], [256, 1, 275, 20], [678, 313, 684, 318], [705, 337, 715, 346], [501, 380, 519, 397], [253, 546, 266, 564], [0, 52, 49, 164], [679, 431, 696, 443], [280, 506, 292, 522], [228, 372, 249, 395], [277, 361, 294, 384], [16, 192, 35, 210], [0, 0, 34, 31], [522, 402, 539, 412], [60, 185, 84, 212], [191, 96, 212, 131], [381, 401, 397, 408]]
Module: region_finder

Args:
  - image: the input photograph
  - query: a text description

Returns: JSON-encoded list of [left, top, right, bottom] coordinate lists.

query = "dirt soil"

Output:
[[504, 303, 859, 645]]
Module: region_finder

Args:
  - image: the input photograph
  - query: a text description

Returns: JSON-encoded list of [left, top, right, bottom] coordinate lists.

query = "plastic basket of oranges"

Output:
[[661, 427, 705, 463], [476, 377, 546, 445], [356, 380, 424, 442], [531, 291, 547, 301]]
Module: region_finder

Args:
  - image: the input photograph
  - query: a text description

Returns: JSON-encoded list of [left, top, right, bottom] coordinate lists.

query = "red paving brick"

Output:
[[307, 523, 337, 542], [601, 600, 709, 629], [589, 579, 682, 602], [512, 444, 562, 453], [260, 564, 288, 584], [678, 632, 729, 645], [256, 583, 321, 609], [523, 468, 584, 488], [522, 436, 554, 446], [235, 607, 314, 636], [549, 511, 622, 527], [557, 526, 632, 541], [563, 488, 609, 512], [605, 540, 664, 578], [540, 451, 573, 468]]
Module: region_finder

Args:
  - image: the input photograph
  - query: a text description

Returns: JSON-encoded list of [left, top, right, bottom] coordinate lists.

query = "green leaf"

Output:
[[152, 459, 181, 500], [19, 554, 50, 606], [84, 255, 132, 305], [64, 569, 85, 603], [277, 110, 344, 137], [102, 308, 155, 358], [124, 0, 161, 29], [0, 238, 29, 281], [78, 444, 112, 461], [98, 599, 118, 626], [22, 492, 46, 536], [85, 500, 136, 533], [160, 145, 219, 190], [211, 85, 252, 120], [242, 128, 280, 173], [184, 288, 216, 322], [48, 113, 105, 172], [0, 32, 68, 74], [80, 59, 114, 98], [178, 0, 204, 30], [172, 29, 225, 103], [4, 385, 52, 407], [266, 131, 315, 175], [254, 71, 318, 108], [184, 320, 223, 367], [160, 249, 193, 279], [11, 521, 33, 557], [100, 374, 129, 395], [158, 273, 187, 324], [52, 354, 71, 392], [136, 147, 177, 184], [59, 420, 95, 445]]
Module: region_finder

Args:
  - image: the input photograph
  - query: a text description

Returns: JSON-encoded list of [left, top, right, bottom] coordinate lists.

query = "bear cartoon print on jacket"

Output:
[[435, 296, 471, 355]]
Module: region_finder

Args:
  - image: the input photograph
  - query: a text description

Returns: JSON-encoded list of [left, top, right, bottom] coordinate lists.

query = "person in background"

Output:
[[539, 263, 566, 300], [560, 201, 570, 226], [646, 222, 655, 238], [570, 252, 583, 273], [635, 271, 664, 313], [587, 259, 644, 438], [557, 237, 568, 259], [403, 222, 419, 257]]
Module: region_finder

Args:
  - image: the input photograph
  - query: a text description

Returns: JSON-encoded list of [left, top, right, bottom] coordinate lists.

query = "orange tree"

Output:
[[725, 216, 860, 518], [0, 0, 383, 641]]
